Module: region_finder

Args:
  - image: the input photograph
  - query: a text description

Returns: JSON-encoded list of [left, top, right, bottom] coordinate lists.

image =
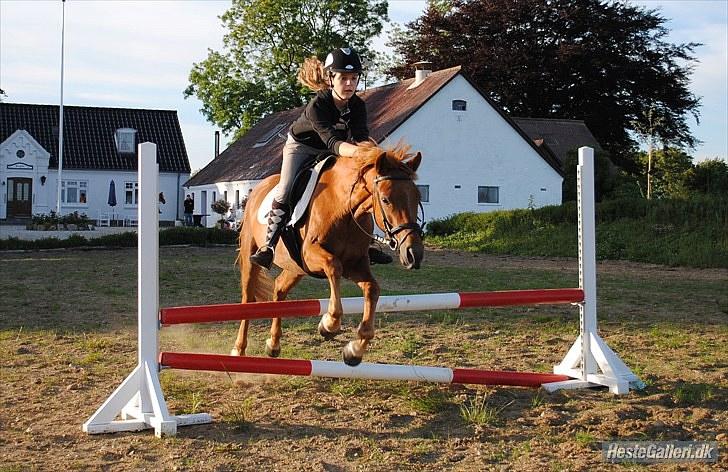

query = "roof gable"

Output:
[[0, 129, 50, 162], [0, 103, 191, 173]]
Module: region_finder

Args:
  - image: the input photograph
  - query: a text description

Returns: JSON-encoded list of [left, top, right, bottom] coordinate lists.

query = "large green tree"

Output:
[[388, 0, 701, 172], [185, 0, 388, 139]]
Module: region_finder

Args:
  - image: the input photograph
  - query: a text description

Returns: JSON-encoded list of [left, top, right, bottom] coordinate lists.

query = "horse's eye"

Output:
[[381, 197, 391, 206]]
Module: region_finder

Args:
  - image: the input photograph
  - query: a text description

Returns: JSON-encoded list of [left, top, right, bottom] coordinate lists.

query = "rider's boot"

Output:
[[250, 199, 289, 270]]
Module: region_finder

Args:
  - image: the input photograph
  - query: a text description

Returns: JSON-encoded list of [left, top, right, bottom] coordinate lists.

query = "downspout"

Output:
[[176, 172, 181, 221]]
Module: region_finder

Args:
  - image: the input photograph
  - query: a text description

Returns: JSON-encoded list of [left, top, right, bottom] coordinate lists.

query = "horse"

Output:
[[231, 141, 424, 366]]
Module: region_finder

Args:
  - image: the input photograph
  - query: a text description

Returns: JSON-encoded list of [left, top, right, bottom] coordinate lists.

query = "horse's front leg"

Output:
[[316, 256, 344, 341], [343, 278, 380, 366]]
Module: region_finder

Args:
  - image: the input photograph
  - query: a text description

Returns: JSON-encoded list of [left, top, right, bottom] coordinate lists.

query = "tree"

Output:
[[388, 0, 701, 172], [685, 159, 728, 195], [632, 106, 667, 199], [635, 147, 693, 198], [185, 0, 388, 139], [211, 199, 232, 228]]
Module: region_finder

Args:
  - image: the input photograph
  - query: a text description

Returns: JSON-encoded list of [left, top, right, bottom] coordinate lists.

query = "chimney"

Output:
[[214, 131, 220, 158], [407, 61, 433, 90]]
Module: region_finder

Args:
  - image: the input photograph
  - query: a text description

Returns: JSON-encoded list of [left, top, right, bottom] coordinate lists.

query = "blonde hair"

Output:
[[297, 56, 331, 92]]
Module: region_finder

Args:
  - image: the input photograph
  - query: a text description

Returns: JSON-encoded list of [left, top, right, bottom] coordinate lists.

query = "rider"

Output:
[[250, 47, 393, 269]]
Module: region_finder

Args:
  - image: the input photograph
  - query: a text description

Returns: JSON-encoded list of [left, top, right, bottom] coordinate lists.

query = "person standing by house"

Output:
[[183, 194, 194, 226], [250, 47, 393, 269]]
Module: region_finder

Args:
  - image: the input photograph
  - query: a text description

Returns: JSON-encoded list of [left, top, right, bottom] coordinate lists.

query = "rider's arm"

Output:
[[305, 98, 345, 154], [337, 141, 361, 157]]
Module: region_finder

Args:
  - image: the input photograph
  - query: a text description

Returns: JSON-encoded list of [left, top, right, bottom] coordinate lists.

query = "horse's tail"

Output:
[[237, 212, 274, 303]]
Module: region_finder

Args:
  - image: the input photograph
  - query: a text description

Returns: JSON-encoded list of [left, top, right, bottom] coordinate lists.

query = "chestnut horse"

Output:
[[232, 142, 424, 366]]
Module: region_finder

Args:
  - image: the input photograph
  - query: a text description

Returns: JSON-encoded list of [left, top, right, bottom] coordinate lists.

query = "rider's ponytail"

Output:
[[298, 56, 330, 92]]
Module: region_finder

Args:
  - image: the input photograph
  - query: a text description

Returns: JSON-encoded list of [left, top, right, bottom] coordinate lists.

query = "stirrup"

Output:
[[250, 246, 274, 270]]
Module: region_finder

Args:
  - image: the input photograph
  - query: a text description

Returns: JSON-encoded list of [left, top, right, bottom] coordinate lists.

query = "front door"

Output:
[[7, 178, 33, 218]]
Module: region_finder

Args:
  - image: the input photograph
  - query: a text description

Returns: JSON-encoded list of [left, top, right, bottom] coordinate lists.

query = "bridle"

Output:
[[349, 172, 425, 251]]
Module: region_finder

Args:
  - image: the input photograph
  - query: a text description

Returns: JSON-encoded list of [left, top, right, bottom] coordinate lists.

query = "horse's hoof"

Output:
[[230, 348, 241, 356], [265, 339, 280, 358], [318, 320, 339, 341], [343, 344, 362, 367]]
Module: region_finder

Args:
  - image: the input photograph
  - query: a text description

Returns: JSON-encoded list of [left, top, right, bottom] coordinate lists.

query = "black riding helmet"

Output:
[[324, 47, 363, 74]]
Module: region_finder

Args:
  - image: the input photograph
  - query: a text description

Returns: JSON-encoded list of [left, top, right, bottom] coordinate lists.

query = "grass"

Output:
[[221, 396, 255, 430], [330, 378, 368, 396], [673, 383, 715, 406], [1, 246, 727, 470], [404, 387, 451, 414], [426, 196, 728, 268], [459, 393, 512, 426], [574, 430, 598, 448]]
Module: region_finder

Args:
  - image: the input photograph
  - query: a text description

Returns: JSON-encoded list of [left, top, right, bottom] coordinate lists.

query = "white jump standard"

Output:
[[83, 144, 642, 437]]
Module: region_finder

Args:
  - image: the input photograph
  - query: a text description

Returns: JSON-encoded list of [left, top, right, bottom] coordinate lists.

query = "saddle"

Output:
[[257, 153, 336, 277]]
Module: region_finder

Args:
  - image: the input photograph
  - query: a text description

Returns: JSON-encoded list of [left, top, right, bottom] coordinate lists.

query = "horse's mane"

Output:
[[353, 140, 418, 178]]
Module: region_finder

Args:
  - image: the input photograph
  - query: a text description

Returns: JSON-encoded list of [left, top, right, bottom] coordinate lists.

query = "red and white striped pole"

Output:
[[160, 352, 571, 388], [160, 288, 584, 326]]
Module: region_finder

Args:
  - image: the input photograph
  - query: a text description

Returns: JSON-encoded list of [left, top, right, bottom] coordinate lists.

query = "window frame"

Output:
[[124, 181, 139, 207], [61, 180, 89, 206], [477, 185, 499, 204], [452, 99, 467, 111], [115, 128, 137, 154]]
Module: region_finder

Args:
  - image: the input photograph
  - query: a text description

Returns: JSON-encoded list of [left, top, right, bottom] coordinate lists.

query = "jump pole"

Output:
[[160, 288, 585, 325], [160, 352, 571, 388]]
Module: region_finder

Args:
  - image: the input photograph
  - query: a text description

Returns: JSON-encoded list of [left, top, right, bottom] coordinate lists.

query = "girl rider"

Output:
[[250, 47, 392, 269]]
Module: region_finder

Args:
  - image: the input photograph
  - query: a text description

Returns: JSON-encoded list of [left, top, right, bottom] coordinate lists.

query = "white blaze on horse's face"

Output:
[[373, 152, 424, 270]]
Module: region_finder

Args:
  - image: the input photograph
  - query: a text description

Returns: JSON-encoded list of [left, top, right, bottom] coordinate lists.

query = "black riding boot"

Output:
[[368, 246, 393, 265], [250, 200, 289, 269]]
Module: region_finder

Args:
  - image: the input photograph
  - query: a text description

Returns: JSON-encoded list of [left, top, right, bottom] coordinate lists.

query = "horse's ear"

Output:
[[374, 151, 390, 175], [407, 152, 422, 173]]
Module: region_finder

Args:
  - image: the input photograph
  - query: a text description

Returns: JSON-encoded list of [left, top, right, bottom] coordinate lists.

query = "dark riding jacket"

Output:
[[290, 89, 368, 154]]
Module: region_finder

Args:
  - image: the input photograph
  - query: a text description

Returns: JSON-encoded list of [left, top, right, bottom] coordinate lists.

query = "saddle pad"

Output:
[[257, 155, 334, 226]]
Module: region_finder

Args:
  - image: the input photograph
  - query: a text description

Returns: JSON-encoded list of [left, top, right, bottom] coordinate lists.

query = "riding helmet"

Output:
[[324, 47, 363, 74]]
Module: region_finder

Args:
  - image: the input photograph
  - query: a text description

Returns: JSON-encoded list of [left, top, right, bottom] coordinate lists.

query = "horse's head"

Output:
[[368, 148, 424, 270]]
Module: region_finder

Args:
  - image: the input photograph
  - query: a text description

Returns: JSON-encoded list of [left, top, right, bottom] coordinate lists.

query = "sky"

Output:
[[1, 0, 726, 173]]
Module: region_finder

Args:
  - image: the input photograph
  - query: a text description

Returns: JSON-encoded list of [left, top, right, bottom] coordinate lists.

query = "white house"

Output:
[[0, 104, 191, 225], [185, 66, 600, 224]]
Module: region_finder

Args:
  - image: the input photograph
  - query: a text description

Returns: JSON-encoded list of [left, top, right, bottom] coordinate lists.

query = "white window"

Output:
[[62, 180, 88, 205], [417, 185, 430, 203], [125, 181, 139, 206], [478, 186, 499, 204], [115, 128, 137, 153]]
